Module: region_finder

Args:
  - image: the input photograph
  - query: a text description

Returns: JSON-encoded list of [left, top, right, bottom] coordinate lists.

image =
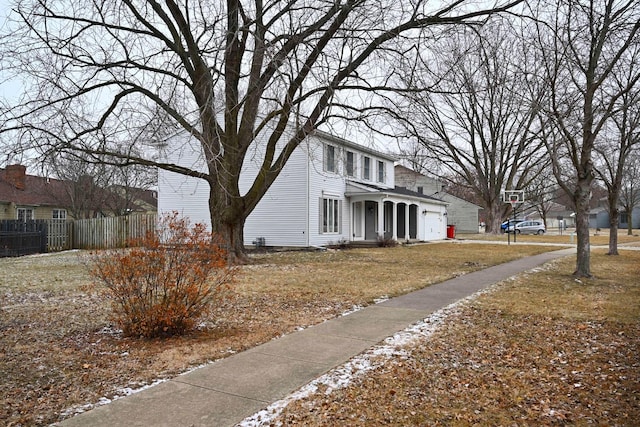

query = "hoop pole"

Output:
[[513, 202, 517, 243]]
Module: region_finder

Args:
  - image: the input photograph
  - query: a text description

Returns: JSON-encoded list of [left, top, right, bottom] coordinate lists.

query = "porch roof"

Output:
[[345, 182, 448, 205]]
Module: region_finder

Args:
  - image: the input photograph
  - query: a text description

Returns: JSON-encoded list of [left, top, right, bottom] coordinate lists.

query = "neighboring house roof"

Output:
[[394, 164, 482, 208], [107, 185, 158, 213], [0, 165, 71, 207], [132, 188, 158, 208], [589, 206, 609, 215], [438, 192, 483, 210], [0, 165, 156, 216], [394, 164, 426, 178]]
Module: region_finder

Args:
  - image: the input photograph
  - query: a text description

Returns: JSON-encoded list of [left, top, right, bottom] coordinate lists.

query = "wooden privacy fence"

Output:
[[46, 219, 72, 252], [73, 214, 158, 249]]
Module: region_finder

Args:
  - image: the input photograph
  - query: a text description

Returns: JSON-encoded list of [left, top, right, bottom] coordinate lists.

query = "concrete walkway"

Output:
[[60, 248, 576, 427]]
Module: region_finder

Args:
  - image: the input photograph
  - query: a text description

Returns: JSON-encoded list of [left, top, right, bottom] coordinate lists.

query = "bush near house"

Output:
[[88, 212, 233, 338]]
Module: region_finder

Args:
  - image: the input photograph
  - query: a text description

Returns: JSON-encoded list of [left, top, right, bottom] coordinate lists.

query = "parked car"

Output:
[[507, 220, 546, 235], [501, 219, 524, 232]]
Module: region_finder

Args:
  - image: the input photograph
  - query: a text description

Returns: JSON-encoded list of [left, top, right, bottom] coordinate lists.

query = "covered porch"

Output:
[[346, 184, 447, 243]]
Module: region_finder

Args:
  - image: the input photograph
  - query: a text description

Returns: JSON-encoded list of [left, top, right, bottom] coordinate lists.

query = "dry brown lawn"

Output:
[[1, 243, 638, 426], [275, 249, 640, 426]]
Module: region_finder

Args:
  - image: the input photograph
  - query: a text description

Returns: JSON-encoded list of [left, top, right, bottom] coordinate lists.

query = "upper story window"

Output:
[[17, 207, 34, 222], [417, 186, 424, 194], [346, 151, 355, 177], [324, 144, 337, 173], [52, 209, 67, 220], [377, 160, 385, 183], [362, 156, 371, 180]]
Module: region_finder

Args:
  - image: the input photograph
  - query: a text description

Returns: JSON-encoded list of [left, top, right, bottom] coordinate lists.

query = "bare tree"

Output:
[[620, 148, 640, 234], [103, 164, 158, 216], [534, 0, 640, 276], [45, 152, 156, 218], [0, 0, 523, 260], [524, 163, 558, 229], [594, 72, 640, 254], [394, 19, 548, 233], [46, 154, 116, 219]]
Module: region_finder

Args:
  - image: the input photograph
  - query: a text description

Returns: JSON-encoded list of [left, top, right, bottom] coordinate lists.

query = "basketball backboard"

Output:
[[501, 190, 525, 204]]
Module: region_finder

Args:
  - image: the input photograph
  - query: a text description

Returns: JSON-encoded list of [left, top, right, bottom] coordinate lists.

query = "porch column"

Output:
[[405, 205, 410, 241], [349, 201, 354, 241], [392, 202, 397, 240], [377, 199, 384, 239]]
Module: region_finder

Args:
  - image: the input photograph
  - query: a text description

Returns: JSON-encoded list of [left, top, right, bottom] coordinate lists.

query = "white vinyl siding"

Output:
[[242, 141, 309, 247], [157, 132, 212, 227]]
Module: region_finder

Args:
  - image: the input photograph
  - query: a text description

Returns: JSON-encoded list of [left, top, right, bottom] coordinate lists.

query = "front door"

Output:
[[365, 201, 377, 240]]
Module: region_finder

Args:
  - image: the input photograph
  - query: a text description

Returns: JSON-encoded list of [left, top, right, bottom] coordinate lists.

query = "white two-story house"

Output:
[[158, 129, 448, 248]]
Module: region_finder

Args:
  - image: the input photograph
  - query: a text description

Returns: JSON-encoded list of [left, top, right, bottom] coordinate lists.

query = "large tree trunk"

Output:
[[485, 202, 504, 234], [607, 197, 619, 255], [628, 207, 634, 235], [208, 178, 249, 264], [212, 213, 247, 264], [573, 180, 592, 277]]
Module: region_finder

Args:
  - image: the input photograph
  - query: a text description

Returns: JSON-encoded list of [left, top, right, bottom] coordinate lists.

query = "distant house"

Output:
[[587, 203, 640, 230], [525, 202, 576, 229], [106, 185, 158, 216], [619, 207, 640, 229], [588, 207, 610, 229], [394, 165, 481, 233], [0, 164, 156, 221], [0, 165, 72, 221], [158, 130, 449, 247]]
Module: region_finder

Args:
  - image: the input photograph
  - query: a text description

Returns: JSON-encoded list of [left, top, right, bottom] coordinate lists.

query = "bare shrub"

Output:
[[376, 235, 398, 247], [88, 212, 233, 338]]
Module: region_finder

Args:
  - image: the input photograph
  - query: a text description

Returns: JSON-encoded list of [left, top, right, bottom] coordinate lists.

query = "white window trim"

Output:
[[362, 156, 371, 180], [52, 209, 67, 220], [345, 151, 355, 177], [319, 197, 342, 234], [377, 160, 385, 183], [324, 144, 337, 173], [17, 207, 34, 222]]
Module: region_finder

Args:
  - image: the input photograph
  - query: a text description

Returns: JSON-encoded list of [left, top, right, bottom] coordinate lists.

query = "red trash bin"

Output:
[[447, 225, 455, 239]]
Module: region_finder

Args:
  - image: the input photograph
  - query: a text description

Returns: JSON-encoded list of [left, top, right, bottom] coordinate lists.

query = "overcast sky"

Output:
[[0, 0, 23, 103]]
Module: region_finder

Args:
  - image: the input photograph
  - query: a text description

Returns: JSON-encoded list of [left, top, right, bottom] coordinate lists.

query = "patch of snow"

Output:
[[58, 378, 169, 419], [339, 304, 364, 317], [373, 295, 389, 304]]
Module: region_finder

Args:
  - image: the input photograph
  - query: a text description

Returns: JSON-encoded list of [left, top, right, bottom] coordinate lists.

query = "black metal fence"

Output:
[[0, 220, 48, 257]]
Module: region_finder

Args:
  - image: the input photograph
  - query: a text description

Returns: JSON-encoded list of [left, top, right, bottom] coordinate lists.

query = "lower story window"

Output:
[[52, 209, 67, 219], [321, 198, 341, 233], [17, 207, 34, 222]]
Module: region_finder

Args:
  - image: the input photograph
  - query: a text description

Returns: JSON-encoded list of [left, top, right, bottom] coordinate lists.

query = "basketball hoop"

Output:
[[502, 190, 525, 207], [509, 194, 520, 211], [501, 189, 525, 245]]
